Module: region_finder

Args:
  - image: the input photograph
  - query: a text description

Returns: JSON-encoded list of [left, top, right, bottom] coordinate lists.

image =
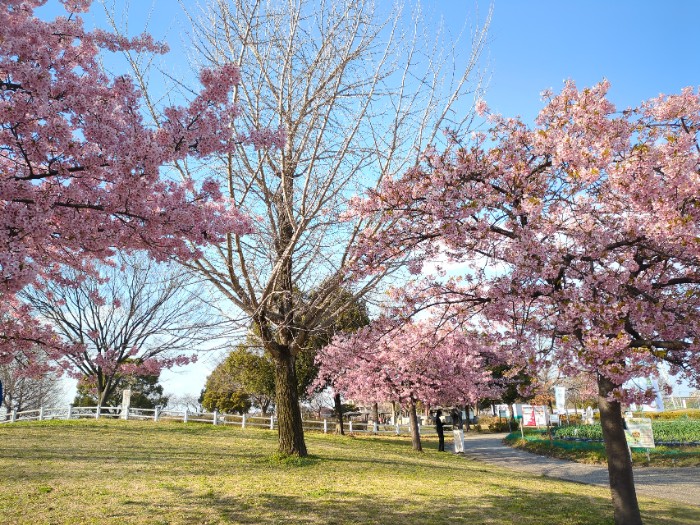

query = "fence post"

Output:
[[242, 414, 246, 429], [39, 406, 44, 421], [11, 409, 16, 423], [395, 422, 400, 435], [269, 416, 274, 430], [183, 409, 188, 424], [67, 404, 73, 420], [323, 419, 328, 434], [213, 409, 218, 426], [349, 420, 353, 433], [95, 406, 101, 420]]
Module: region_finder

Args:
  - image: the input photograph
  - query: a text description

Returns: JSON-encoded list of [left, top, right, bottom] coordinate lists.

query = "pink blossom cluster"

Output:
[[0, 297, 68, 375], [314, 318, 499, 408], [0, 1, 277, 371], [97, 353, 195, 380], [350, 80, 700, 401]]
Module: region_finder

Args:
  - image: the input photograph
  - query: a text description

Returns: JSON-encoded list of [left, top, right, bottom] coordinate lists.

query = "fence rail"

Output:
[[0, 405, 437, 436]]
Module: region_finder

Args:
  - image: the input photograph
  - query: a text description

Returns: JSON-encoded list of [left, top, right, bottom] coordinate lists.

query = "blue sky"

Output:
[[39, 1, 700, 123], [481, 1, 699, 122], [38, 0, 699, 399]]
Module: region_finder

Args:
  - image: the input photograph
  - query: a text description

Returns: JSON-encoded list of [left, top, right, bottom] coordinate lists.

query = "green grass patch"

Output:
[[0, 420, 697, 524], [506, 430, 700, 467]]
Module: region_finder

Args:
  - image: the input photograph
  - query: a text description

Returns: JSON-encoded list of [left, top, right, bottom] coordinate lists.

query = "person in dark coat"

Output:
[[435, 409, 445, 451]]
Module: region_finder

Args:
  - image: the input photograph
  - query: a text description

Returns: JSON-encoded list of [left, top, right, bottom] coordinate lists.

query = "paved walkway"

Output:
[[458, 432, 700, 507]]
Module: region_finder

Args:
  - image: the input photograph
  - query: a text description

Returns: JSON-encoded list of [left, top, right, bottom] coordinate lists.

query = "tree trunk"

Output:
[[97, 389, 107, 408], [465, 404, 471, 432], [274, 350, 307, 457], [408, 400, 422, 451], [598, 374, 642, 525], [334, 393, 344, 435], [372, 402, 379, 431]]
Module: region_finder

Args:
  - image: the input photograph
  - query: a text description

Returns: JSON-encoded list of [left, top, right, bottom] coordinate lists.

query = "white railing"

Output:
[[0, 405, 437, 436]]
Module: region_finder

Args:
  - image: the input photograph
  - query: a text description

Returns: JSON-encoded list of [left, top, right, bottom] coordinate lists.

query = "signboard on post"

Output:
[[554, 386, 566, 413], [645, 378, 665, 412], [629, 377, 665, 413], [624, 417, 655, 448], [121, 389, 132, 420], [521, 405, 548, 427]]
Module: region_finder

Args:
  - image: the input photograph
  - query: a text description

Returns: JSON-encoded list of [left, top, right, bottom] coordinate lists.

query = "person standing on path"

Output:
[[451, 408, 464, 453], [435, 409, 445, 451]]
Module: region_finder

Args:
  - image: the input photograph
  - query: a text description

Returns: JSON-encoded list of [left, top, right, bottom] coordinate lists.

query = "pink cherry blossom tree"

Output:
[[314, 318, 497, 451], [350, 81, 700, 524], [1, 1, 273, 374]]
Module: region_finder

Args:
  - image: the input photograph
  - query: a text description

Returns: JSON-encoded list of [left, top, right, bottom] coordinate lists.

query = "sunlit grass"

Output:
[[0, 420, 697, 524]]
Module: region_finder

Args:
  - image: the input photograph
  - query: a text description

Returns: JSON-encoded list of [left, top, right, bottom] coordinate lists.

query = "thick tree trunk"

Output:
[[598, 374, 642, 525], [408, 400, 422, 451], [334, 393, 344, 435], [372, 402, 379, 431], [274, 351, 307, 457]]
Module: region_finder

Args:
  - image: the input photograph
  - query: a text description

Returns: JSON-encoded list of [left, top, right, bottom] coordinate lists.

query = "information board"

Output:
[[624, 417, 655, 448]]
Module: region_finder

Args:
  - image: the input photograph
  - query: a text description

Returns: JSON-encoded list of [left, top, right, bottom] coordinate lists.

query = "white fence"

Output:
[[0, 405, 436, 436]]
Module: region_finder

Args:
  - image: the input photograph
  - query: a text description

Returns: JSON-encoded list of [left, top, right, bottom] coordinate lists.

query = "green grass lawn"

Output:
[[0, 420, 698, 524]]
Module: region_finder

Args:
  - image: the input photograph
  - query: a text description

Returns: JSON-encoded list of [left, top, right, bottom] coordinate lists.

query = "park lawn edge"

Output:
[[0, 419, 698, 524]]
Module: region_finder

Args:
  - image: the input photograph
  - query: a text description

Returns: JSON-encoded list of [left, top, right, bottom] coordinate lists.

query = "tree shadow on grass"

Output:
[[147, 482, 700, 525]]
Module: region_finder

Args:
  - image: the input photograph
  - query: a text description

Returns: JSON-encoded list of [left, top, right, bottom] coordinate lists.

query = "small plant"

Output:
[[268, 452, 318, 468]]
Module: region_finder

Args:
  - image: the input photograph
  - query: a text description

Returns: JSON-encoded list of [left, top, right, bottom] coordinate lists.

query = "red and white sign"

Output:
[[520, 405, 549, 427]]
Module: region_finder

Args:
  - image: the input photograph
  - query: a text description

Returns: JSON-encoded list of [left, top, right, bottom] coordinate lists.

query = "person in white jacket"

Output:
[[451, 408, 464, 453]]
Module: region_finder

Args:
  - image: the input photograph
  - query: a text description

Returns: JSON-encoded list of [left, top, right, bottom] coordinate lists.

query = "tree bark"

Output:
[[274, 350, 307, 457], [408, 400, 422, 452], [372, 401, 379, 432], [334, 393, 344, 435], [597, 374, 642, 525]]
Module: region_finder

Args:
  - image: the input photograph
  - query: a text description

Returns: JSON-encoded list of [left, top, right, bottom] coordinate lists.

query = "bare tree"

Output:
[[305, 389, 334, 420], [1, 351, 65, 416], [111, 0, 490, 455], [22, 253, 225, 407], [167, 393, 204, 413]]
